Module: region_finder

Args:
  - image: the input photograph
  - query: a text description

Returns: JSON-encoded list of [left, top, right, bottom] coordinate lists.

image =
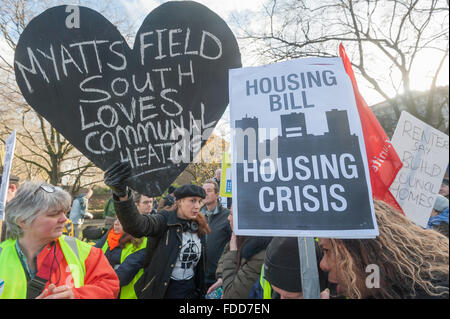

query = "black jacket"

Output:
[[114, 194, 206, 299], [201, 203, 232, 287], [94, 232, 146, 287]]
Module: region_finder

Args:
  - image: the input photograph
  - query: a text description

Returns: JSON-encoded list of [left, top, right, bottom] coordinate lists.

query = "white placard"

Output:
[[0, 130, 17, 220], [389, 111, 449, 228], [229, 57, 377, 238]]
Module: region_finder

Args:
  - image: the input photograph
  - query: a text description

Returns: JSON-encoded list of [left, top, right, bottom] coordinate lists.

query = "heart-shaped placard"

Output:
[[14, 2, 241, 196]]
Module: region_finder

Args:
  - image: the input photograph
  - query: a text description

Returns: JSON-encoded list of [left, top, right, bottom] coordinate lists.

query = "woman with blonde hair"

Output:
[[318, 200, 449, 299]]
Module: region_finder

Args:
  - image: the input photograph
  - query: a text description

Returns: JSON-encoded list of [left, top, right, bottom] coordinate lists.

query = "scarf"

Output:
[[107, 229, 122, 251]]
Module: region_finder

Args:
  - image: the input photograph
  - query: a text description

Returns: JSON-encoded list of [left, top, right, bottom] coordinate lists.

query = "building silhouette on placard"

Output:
[[234, 109, 372, 231], [235, 109, 358, 161], [325, 109, 351, 137], [235, 115, 259, 161], [280, 112, 309, 138]]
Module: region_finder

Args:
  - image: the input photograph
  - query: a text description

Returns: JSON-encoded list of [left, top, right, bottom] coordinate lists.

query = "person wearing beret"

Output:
[[0, 173, 20, 242], [103, 162, 211, 299]]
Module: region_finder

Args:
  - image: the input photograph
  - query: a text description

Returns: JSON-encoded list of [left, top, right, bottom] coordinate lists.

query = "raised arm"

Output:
[[104, 161, 166, 238]]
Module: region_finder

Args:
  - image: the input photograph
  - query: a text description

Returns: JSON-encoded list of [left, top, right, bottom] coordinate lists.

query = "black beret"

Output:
[[174, 184, 206, 200], [264, 237, 302, 293]]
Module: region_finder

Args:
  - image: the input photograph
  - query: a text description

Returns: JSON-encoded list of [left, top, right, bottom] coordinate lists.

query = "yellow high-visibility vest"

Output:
[[0, 235, 91, 299], [101, 236, 147, 299], [259, 264, 272, 299]]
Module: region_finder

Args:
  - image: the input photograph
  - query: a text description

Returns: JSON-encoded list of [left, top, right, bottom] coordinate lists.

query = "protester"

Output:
[[104, 161, 210, 299], [0, 173, 19, 203], [433, 194, 449, 215], [318, 200, 449, 299], [133, 191, 157, 215], [95, 218, 146, 299], [0, 173, 20, 242], [62, 216, 74, 237], [213, 169, 221, 186], [103, 195, 116, 230], [157, 185, 177, 212], [69, 189, 94, 239], [440, 178, 449, 199], [213, 169, 231, 209], [0, 181, 119, 299], [428, 195, 449, 238], [153, 198, 159, 211], [428, 208, 449, 238], [209, 205, 271, 299], [259, 237, 330, 299], [201, 179, 232, 290]]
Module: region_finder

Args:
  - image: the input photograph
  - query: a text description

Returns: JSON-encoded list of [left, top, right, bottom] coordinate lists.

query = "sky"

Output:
[[116, 0, 449, 100], [3, 0, 447, 102], [1, 0, 448, 139], [114, 0, 449, 139], [117, 0, 262, 65], [116, 0, 266, 137]]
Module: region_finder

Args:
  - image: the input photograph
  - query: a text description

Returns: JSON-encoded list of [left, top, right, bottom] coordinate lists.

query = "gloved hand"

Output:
[[104, 161, 132, 198], [84, 212, 94, 220]]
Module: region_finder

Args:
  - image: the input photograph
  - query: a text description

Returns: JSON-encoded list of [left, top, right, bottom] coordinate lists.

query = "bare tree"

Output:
[[0, 0, 136, 193], [233, 0, 449, 132], [182, 133, 229, 185]]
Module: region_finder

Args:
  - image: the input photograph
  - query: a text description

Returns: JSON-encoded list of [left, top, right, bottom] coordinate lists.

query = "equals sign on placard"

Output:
[[285, 127, 303, 138]]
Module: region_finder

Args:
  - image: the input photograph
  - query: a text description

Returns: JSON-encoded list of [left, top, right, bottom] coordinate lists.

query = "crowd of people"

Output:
[[0, 164, 448, 299]]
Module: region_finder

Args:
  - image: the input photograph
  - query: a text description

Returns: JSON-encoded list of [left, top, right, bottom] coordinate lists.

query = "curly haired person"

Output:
[[318, 200, 449, 299]]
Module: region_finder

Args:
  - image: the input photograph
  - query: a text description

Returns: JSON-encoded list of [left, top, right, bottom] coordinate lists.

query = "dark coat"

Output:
[[201, 203, 232, 287], [114, 194, 206, 299], [94, 232, 146, 287], [216, 237, 272, 299]]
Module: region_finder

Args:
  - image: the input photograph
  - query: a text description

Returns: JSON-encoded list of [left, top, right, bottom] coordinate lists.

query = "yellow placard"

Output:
[[219, 152, 232, 198]]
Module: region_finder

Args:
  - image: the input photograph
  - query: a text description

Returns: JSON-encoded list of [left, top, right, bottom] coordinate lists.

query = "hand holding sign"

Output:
[[14, 2, 241, 196], [104, 161, 132, 198]]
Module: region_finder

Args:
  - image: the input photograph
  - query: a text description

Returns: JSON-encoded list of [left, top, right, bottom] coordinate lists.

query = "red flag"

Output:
[[339, 44, 404, 213]]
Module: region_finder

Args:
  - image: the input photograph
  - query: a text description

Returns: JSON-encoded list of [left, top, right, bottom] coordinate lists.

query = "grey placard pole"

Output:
[[298, 237, 320, 299]]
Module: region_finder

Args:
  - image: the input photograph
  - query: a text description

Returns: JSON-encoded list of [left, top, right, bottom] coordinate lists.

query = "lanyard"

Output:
[[25, 241, 64, 299]]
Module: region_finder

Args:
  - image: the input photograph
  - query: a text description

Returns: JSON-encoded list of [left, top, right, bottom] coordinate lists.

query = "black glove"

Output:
[[104, 161, 132, 198]]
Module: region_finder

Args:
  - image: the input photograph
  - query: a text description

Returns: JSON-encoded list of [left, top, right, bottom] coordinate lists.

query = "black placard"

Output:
[[14, 2, 241, 196]]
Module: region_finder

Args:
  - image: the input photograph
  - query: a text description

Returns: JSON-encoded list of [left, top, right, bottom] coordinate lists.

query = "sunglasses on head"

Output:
[[41, 185, 56, 193], [35, 184, 61, 194]]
